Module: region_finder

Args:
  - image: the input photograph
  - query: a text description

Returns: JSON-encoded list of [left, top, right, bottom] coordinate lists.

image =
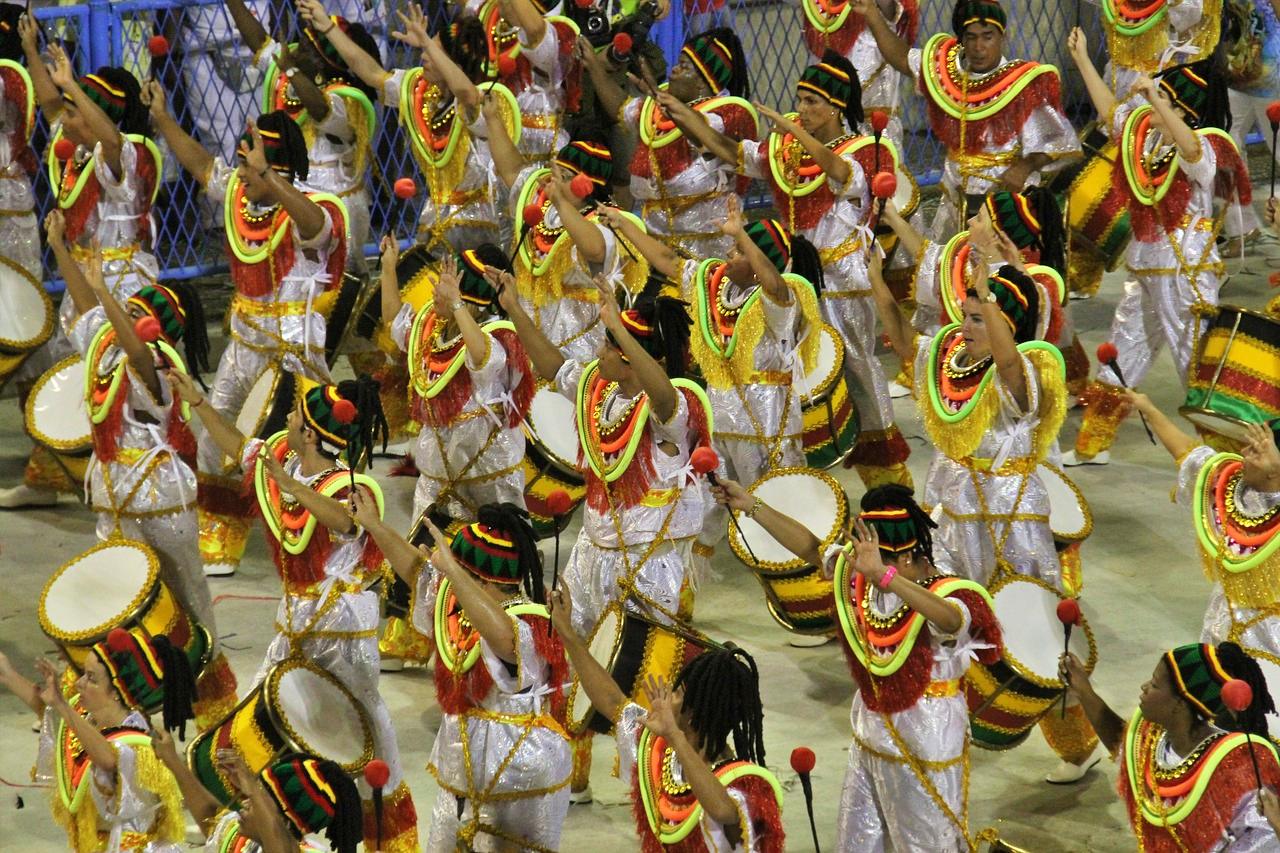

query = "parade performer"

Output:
[[167, 369, 419, 852], [1100, 0, 1220, 101], [1063, 641, 1280, 852], [48, 223, 236, 727], [355, 500, 572, 851], [855, 0, 1079, 237], [2, 35, 161, 509], [801, 0, 919, 144], [550, 588, 784, 852], [0, 627, 195, 853], [714, 481, 1002, 852], [670, 50, 913, 488], [579, 27, 759, 260], [225, 0, 377, 272], [147, 95, 349, 576], [1066, 37, 1247, 466]]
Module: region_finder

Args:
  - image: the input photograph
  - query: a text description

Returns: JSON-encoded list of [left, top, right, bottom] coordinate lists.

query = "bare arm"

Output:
[[850, 0, 911, 76], [225, 0, 269, 55], [1137, 76, 1200, 162], [577, 37, 626, 120], [258, 450, 357, 535], [166, 370, 249, 465], [37, 661, 119, 772], [550, 176, 606, 265], [757, 104, 850, 186], [850, 518, 962, 634], [298, 0, 387, 90], [273, 43, 332, 123], [972, 255, 1029, 412], [492, 268, 566, 380], [595, 277, 677, 422], [143, 82, 214, 190], [868, 248, 916, 362], [499, 0, 547, 49], [1061, 653, 1125, 756], [1067, 28, 1116, 123], [724, 207, 790, 304], [713, 479, 824, 568], [351, 491, 423, 585], [378, 235, 405, 326], [433, 255, 491, 366], [881, 202, 924, 259], [48, 44, 124, 177], [151, 728, 222, 833], [0, 653, 45, 718], [425, 521, 517, 662], [421, 30, 482, 111], [19, 15, 60, 119], [482, 92, 524, 189], [659, 91, 739, 165], [549, 590, 627, 722], [1125, 391, 1196, 462], [241, 124, 327, 240], [84, 251, 163, 400], [596, 204, 678, 278], [45, 211, 95, 316]]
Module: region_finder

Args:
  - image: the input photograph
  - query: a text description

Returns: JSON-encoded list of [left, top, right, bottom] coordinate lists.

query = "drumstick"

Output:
[[1097, 342, 1155, 444], [1267, 102, 1280, 199], [1222, 680, 1265, 790], [690, 447, 761, 564], [1056, 599, 1080, 719]]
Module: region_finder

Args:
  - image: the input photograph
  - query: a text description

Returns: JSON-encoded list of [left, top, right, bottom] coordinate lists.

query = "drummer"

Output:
[[352, 499, 572, 851], [1061, 641, 1280, 851], [165, 368, 421, 851], [374, 237, 534, 670], [145, 89, 349, 577], [714, 481, 1002, 851], [497, 270, 712, 801], [1065, 41, 1248, 467]]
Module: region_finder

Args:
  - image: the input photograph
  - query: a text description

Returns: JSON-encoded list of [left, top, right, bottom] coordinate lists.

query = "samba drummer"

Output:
[[854, 0, 1078, 238], [145, 94, 349, 578], [671, 51, 914, 490], [714, 481, 1002, 851], [579, 27, 758, 260], [1062, 641, 1280, 852], [0, 627, 195, 853], [353, 499, 572, 851], [1, 37, 161, 510], [549, 588, 783, 852], [870, 253, 1106, 783], [500, 272, 712, 802], [165, 369, 421, 852], [1065, 40, 1249, 467]]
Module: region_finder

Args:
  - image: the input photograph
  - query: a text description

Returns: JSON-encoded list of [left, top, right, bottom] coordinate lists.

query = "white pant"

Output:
[[1226, 89, 1280, 237]]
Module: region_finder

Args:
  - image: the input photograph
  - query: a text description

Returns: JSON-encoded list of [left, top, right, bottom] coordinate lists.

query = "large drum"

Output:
[[521, 384, 586, 538], [1181, 306, 1280, 444], [566, 608, 721, 735], [873, 156, 922, 263], [964, 575, 1097, 750], [318, 271, 374, 365], [0, 262, 53, 389], [728, 467, 849, 635], [799, 324, 860, 470], [1039, 464, 1092, 549], [187, 657, 374, 806], [38, 539, 212, 674], [24, 354, 92, 491], [1051, 124, 1132, 275]]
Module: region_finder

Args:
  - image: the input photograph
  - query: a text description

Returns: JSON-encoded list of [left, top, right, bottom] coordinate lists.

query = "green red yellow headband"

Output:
[[682, 32, 736, 95], [985, 191, 1041, 251], [859, 508, 919, 554], [952, 0, 1007, 34], [301, 381, 356, 449], [260, 756, 341, 836], [77, 73, 127, 125], [127, 284, 186, 343], [987, 270, 1031, 334], [798, 61, 852, 109], [92, 627, 166, 712], [1156, 64, 1209, 125], [554, 140, 614, 187], [1165, 643, 1232, 719]]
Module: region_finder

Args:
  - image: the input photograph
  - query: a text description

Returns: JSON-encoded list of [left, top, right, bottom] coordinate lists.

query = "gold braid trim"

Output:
[[1028, 347, 1068, 465], [516, 241, 578, 307]]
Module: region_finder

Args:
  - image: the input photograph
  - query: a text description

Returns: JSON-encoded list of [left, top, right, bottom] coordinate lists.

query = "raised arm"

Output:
[[658, 90, 739, 166], [881, 201, 924, 260], [712, 479, 824, 568], [36, 659, 120, 772], [549, 589, 627, 722], [272, 42, 332, 122], [225, 0, 269, 55], [595, 204, 679, 278], [972, 256, 1028, 412], [1067, 28, 1116, 124], [142, 81, 214, 190], [432, 255, 490, 366], [48, 44, 124, 177], [0, 652, 45, 718], [756, 103, 850, 186], [499, 0, 547, 49], [850, 518, 962, 634], [1135, 75, 1200, 162], [166, 370, 248, 465], [257, 448, 357, 535], [425, 520, 517, 662], [83, 249, 163, 400], [576, 37, 627, 121], [378, 235, 405, 326], [549, 174, 606, 265], [1124, 391, 1196, 463], [19, 15, 60, 119], [868, 248, 916, 362], [351, 490, 423, 585], [299, 0, 387, 90], [850, 0, 912, 76], [595, 276, 678, 422], [45, 211, 96, 317], [492, 267, 566, 380], [241, 123, 327, 241], [150, 727, 222, 834], [723, 207, 790, 304], [414, 16, 482, 111], [482, 92, 524, 189], [1060, 653, 1125, 756]]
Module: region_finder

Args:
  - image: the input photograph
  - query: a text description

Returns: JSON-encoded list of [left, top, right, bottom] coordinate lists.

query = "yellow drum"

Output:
[[24, 354, 92, 488], [521, 384, 586, 537], [1063, 132, 1131, 272], [1181, 305, 1280, 445], [800, 325, 860, 469]]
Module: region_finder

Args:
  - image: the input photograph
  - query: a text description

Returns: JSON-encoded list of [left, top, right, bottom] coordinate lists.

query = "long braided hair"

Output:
[[441, 16, 489, 83], [1211, 642, 1275, 738], [334, 375, 389, 471], [789, 234, 825, 293], [475, 502, 545, 604], [167, 280, 211, 388], [673, 645, 767, 766], [859, 483, 937, 566], [253, 109, 311, 183]]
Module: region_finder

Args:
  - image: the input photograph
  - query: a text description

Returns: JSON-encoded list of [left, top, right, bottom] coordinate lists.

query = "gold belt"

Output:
[[70, 243, 140, 262], [640, 189, 722, 216], [743, 369, 792, 385], [522, 113, 558, 129], [959, 455, 1038, 475], [819, 233, 864, 266], [923, 678, 961, 699], [232, 294, 309, 318], [1173, 214, 1217, 232]]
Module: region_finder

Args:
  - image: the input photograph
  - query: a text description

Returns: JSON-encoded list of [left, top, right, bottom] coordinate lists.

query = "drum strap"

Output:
[[966, 465, 1034, 588], [603, 486, 688, 626]]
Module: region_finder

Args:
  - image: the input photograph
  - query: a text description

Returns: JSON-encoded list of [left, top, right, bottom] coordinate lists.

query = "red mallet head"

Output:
[[53, 138, 75, 161], [522, 202, 544, 227], [332, 398, 357, 425], [393, 177, 417, 199], [1055, 598, 1081, 627], [363, 758, 390, 789], [574, 0, 593, 8], [790, 746, 816, 775], [569, 173, 594, 200], [1271, 271, 1280, 288], [497, 53, 517, 78], [134, 315, 162, 343], [106, 627, 134, 653], [147, 35, 170, 58], [871, 172, 897, 201], [546, 488, 573, 517], [1267, 101, 1280, 129], [869, 110, 889, 135], [612, 32, 634, 57], [690, 446, 719, 476], [1096, 341, 1119, 366], [1223, 679, 1254, 713]]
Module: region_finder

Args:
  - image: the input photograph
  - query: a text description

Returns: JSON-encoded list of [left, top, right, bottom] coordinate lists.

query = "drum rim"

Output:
[[1204, 303, 1280, 328], [523, 381, 583, 475], [24, 354, 93, 453], [987, 572, 1098, 686], [800, 324, 846, 405], [568, 605, 625, 731], [236, 366, 284, 439], [264, 657, 375, 772], [0, 260, 54, 354], [1038, 463, 1093, 542], [894, 165, 921, 220], [729, 466, 849, 572], [1178, 406, 1265, 441], [756, 571, 837, 637], [38, 538, 162, 645]]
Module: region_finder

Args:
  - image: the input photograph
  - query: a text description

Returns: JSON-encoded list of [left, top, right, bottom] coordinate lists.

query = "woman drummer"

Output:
[[0, 627, 194, 852], [715, 481, 1002, 850], [870, 250, 1104, 782], [1062, 641, 1280, 851], [353, 498, 573, 851], [166, 368, 421, 851]]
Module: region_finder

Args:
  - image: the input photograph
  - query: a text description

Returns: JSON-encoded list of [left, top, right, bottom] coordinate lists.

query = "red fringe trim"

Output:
[[363, 782, 418, 847], [133, 141, 157, 246], [413, 363, 473, 428], [434, 613, 559, 715], [529, 616, 568, 721], [197, 475, 255, 519], [803, 0, 917, 61], [847, 427, 910, 466], [950, 589, 1002, 664], [630, 134, 694, 182], [1214, 134, 1252, 207], [842, 628, 933, 714], [585, 434, 656, 513], [61, 167, 99, 246], [319, 198, 347, 287], [927, 71, 1061, 153], [773, 178, 835, 233], [90, 375, 128, 464], [1118, 161, 1191, 244], [494, 328, 534, 428], [268, 526, 331, 590], [0, 67, 33, 175], [166, 400, 197, 467]]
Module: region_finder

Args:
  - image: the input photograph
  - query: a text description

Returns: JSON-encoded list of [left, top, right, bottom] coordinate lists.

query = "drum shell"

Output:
[[1062, 135, 1131, 272], [1181, 305, 1280, 444], [319, 271, 376, 366], [755, 564, 836, 635], [520, 455, 585, 538], [800, 326, 860, 469]]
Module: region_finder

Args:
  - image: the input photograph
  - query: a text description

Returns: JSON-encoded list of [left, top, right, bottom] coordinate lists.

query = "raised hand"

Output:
[[296, 0, 331, 32], [149, 723, 181, 766], [257, 446, 287, 482], [34, 657, 62, 708], [850, 516, 886, 584], [238, 120, 269, 176], [44, 209, 65, 247], [641, 675, 679, 739], [710, 478, 753, 512], [1066, 27, 1088, 68], [47, 42, 74, 90], [379, 233, 400, 270], [164, 368, 204, 406], [1057, 652, 1090, 698], [593, 274, 621, 330], [1242, 422, 1280, 485], [18, 13, 39, 55], [349, 487, 380, 530], [391, 5, 430, 49], [434, 253, 462, 309], [548, 587, 575, 637], [141, 79, 168, 122], [484, 265, 518, 314]]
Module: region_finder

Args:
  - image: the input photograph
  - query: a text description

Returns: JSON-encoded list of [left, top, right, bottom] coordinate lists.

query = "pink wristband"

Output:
[[878, 565, 898, 590]]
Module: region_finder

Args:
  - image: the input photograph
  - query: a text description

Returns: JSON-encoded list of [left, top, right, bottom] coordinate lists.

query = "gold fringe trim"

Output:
[[690, 275, 822, 389], [516, 241, 580, 307], [1205, 547, 1280, 612]]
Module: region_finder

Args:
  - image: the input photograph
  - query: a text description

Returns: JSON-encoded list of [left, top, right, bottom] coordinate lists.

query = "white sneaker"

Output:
[[0, 484, 59, 509], [887, 381, 911, 399], [1060, 450, 1109, 467], [568, 786, 593, 805], [1068, 291, 1093, 301], [787, 634, 835, 648], [1045, 745, 1102, 784], [202, 563, 237, 578], [380, 656, 405, 673]]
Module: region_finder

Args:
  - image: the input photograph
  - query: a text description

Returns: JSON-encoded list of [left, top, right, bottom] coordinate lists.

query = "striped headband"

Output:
[[681, 32, 735, 94], [260, 757, 341, 836], [744, 218, 792, 274], [91, 627, 166, 712], [859, 508, 919, 554], [1156, 64, 1210, 125], [798, 61, 851, 109], [554, 139, 615, 187], [451, 523, 522, 584], [78, 73, 127, 124], [987, 270, 1031, 334], [984, 191, 1041, 251], [952, 0, 1006, 34], [1165, 643, 1233, 719], [301, 381, 356, 449], [127, 284, 187, 343]]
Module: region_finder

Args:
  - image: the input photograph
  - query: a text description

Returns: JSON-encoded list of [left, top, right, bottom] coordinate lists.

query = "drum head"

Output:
[[731, 468, 848, 571], [893, 160, 920, 218], [569, 607, 623, 730], [526, 386, 581, 473], [39, 540, 158, 645], [1251, 654, 1280, 731], [269, 660, 374, 771], [1038, 464, 1091, 543], [25, 356, 91, 452], [993, 576, 1096, 682], [1181, 408, 1258, 446], [0, 264, 53, 353], [800, 325, 843, 404]]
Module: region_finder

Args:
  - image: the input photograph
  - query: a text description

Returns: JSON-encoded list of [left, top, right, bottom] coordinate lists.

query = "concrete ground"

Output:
[[1, 203, 1278, 851]]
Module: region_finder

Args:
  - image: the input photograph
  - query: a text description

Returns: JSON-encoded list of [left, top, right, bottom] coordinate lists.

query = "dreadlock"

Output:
[[255, 109, 311, 183], [674, 645, 767, 766], [1213, 642, 1275, 738], [476, 502, 545, 603], [1025, 186, 1065, 278], [334, 374, 389, 471], [150, 634, 195, 739], [314, 20, 380, 102], [619, 273, 693, 379], [789, 234, 825, 294], [164, 280, 211, 388], [314, 758, 363, 853], [91, 66, 151, 137], [442, 15, 489, 83], [859, 483, 937, 565]]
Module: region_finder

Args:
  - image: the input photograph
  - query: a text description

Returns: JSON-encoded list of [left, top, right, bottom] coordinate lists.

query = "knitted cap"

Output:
[[858, 508, 919, 554], [127, 284, 187, 344], [984, 191, 1041, 251], [1165, 643, 1233, 719], [300, 380, 358, 450], [240, 110, 309, 180], [90, 628, 167, 712], [77, 70, 131, 126], [554, 139, 614, 188], [456, 243, 508, 307], [743, 219, 792, 274], [985, 265, 1039, 342], [260, 755, 362, 852], [681, 30, 739, 95], [952, 0, 1006, 34], [1156, 62, 1211, 127], [607, 276, 692, 371], [450, 522, 522, 585], [798, 59, 853, 109]]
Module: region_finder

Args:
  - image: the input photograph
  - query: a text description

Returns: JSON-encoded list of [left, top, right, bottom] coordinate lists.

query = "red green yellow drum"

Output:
[[1181, 306, 1280, 445], [521, 384, 585, 537], [800, 324, 860, 469]]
